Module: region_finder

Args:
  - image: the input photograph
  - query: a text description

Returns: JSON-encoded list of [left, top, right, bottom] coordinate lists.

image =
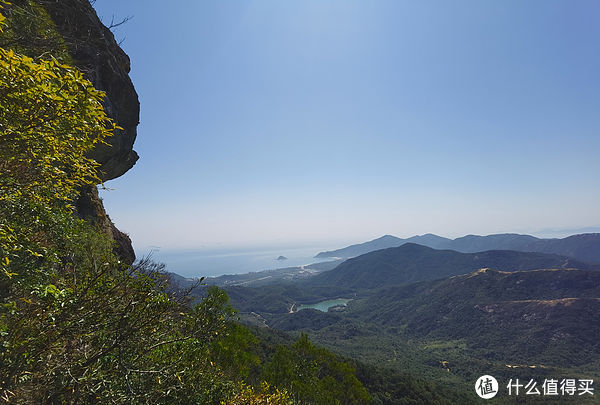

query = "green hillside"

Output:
[[310, 243, 595, 289], [228, 247, 600, 403], [350, 268, 600, 365]]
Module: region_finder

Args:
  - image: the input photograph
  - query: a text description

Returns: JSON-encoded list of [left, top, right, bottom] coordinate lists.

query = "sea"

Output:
[[141, 245, 338, 278]]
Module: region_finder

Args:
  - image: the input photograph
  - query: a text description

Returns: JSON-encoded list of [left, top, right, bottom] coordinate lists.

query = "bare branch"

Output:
[[108, 14, 133, 30]]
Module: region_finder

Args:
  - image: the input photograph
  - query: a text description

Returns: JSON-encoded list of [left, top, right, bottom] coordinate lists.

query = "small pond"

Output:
[[296, 298, 352, 312]]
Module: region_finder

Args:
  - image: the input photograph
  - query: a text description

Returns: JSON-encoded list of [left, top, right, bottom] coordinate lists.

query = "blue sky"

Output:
[[93, 1, 600, 251]]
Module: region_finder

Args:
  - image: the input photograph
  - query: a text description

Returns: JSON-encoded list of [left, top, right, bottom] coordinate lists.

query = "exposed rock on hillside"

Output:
[[40, 0, 140, 181], [75, 186, 136, 265], [28, 0, 141, 263]]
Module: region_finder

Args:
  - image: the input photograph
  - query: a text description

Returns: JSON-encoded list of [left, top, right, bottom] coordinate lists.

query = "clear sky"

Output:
[[92, 1, 600, 251]]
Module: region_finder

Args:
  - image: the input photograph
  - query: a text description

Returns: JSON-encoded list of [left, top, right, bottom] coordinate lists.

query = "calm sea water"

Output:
[[142, 246, 337, 278]]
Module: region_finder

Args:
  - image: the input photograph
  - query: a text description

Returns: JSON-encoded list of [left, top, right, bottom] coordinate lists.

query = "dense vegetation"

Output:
[[347, 269, 600, 366], [0, 2, 371, 404], [229, 254, 600, 402]]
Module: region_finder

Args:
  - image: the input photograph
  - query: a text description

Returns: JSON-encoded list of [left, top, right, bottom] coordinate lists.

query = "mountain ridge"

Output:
[[310, 243, 597, 289], [315, 232, 600, 263]]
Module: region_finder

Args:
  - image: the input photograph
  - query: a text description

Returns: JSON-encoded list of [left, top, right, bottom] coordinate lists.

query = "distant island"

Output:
[[276, 255, 288, 261]]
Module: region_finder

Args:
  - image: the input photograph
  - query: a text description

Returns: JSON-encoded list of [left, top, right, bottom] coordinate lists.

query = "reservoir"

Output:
[[296, 298, 351, 312]]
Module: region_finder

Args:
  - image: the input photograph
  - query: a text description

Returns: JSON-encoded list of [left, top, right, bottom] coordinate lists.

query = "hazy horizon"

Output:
[[93, 1, 600, 250], [138, 227, 600, 278], [133, 226, 600, 255]]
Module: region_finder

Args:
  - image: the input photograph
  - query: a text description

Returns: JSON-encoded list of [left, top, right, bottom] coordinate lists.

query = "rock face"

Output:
[[75, 186, 136, 265], [38, 0, 140, 263], [41, 0, 140, 181]]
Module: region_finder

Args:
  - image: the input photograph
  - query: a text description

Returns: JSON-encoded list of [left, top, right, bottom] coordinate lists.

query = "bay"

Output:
[[142, 246, 338, 278]]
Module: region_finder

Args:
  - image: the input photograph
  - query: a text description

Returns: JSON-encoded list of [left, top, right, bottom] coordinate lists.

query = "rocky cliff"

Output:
[[3, 0, 140, 263], [41, 0, 140, 181]]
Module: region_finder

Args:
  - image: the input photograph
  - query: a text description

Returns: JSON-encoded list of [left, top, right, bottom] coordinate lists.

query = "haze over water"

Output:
[[147, 245, 338, 278]]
